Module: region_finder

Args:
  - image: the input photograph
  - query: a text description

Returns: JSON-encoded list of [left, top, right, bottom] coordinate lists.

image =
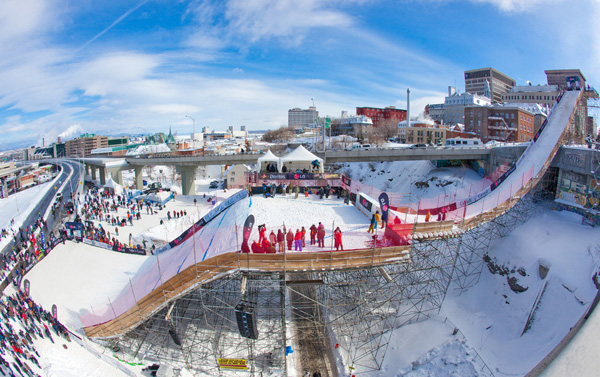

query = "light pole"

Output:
[[185, 115, 196, 151]]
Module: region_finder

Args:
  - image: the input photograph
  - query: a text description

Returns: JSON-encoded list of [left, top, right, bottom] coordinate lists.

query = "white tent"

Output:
[[280, 145, 324, 173], [103, 177, 123, 195], [257, 150, 280, 172]]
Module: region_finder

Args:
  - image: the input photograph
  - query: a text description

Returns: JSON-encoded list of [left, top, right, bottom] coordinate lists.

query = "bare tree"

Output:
[[262, 126, 296, 143]]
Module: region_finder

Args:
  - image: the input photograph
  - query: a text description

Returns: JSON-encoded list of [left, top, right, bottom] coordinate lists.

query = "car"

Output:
[[56, 192, 63, 200], [410, 144, 427, 149]]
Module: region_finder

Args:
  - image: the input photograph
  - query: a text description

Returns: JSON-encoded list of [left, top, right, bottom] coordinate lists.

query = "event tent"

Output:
[[103, 177, 124, 195], [280, 145, 323, 173], [257, 150, 280, 172]]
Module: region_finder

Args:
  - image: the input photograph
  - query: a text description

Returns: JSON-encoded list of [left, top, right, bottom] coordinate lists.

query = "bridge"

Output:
[[78, 144, 526, 195]]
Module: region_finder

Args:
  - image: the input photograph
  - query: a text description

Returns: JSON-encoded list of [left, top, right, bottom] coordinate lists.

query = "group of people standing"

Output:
[[242, 222, 344, 253]]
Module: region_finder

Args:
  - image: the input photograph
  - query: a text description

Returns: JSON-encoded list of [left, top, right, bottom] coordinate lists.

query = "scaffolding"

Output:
[[104, 229, 464, 376]]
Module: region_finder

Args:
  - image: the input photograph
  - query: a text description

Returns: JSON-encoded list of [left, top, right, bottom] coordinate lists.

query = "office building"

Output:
[[288, 107, 318, 129], [65, 134, 108, 157], [464, 67, 515, 103]]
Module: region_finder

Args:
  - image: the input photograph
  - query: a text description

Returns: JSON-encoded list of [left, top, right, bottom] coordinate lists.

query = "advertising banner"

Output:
[[218, 359, 247, 370], [378, 193, 389, 223]]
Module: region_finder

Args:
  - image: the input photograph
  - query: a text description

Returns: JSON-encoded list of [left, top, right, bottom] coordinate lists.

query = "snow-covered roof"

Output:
[[125, 143, 171, 156]]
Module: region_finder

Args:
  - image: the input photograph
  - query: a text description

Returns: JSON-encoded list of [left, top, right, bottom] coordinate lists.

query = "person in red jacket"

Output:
[[258, 225, 267, 244], [309, 224, 317, 245], [277, 229, 285, 253], [269, 230, 276, 245], [286, 229, 294, 250], [334, 227, 343, 251], [294, 229, 302, 251], [262, 237, 271, 252], [317, 222, 325, 247], [251, 240, 261, 253]]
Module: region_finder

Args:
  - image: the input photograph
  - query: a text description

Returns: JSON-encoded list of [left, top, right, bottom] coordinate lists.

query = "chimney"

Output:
[[407, 88, 411, 127]]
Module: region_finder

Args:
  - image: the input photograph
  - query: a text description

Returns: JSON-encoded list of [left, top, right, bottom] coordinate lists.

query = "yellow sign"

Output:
[[218, 358, 247, 370]]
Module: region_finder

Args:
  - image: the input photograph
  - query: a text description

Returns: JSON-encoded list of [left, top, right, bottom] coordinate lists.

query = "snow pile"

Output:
[[399, 339, 480, 377], [125, 144, 171, 156]]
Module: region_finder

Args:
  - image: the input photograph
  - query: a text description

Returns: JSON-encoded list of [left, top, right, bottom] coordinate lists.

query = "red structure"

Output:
[[356, 106, 407, 127]]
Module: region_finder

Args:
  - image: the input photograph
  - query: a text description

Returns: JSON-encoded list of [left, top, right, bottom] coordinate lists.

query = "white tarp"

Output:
[[280, 145, 323, 173], [103, 177, 123, 195], [256, 150, 279, 172]]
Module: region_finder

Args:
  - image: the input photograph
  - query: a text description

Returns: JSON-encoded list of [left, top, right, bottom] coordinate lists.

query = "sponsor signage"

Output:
[[341, 175, 352, 187], [112, 244, 146, 256], [490, 165, 516, 192], [82, 238, 112, 250], [359, 194, 373, 212], [259, 173, 340, 181], [378, 193, 389, 223], [218, 359, 247, 370]]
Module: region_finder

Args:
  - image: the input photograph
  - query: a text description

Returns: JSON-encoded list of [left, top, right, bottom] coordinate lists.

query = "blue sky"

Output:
[[1, 0, 599, 150]]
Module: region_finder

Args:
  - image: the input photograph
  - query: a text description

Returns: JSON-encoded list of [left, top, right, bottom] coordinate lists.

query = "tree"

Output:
[[262, 126, 296, 143], [374, 118, 399, 141]]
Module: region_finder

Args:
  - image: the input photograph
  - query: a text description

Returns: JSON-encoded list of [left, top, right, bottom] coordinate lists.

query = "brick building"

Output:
[[356, 106, 406, 127], [464, 104, 535, 143]]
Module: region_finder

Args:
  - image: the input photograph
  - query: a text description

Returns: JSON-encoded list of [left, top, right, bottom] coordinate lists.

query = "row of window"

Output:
[[504, 94, 556, 101]]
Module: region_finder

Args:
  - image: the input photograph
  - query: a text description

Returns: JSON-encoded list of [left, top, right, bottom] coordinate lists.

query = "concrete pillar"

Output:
[[99, 166, 107, 185], [108, 168, 123, 186], [85, 164, 91, 176], [91, 166, 97, 181], [134, 166, 144, 190], [179, 165, 196, 196]]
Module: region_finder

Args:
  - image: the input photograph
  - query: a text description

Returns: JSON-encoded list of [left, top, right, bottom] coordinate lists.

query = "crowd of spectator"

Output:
[[0, 290, 72, 376]]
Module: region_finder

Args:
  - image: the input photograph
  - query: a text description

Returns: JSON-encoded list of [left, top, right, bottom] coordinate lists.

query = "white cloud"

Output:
[[187, 0, 354, 46], [469, 0, 565, 12]]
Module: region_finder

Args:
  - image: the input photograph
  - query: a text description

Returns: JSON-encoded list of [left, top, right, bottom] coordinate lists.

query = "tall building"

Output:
[[356, 106, 406, 127], [546, 69, 598, 143], [288, 106, 318, 129], [502, 85, 559, 108], [464, 67, 515, 103], [65, 134, 108, 157], [464, 104, 535, 143], [545, 69, 586, 91], [444, 87, 491, 125]]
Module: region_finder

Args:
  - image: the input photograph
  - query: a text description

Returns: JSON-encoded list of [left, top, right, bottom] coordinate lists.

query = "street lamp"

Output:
[[185, 115, 196, 151]]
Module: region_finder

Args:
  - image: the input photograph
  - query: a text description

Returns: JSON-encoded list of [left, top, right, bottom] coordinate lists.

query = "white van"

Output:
[[360, 144, 372, 150], [444, 138, 482, 148]]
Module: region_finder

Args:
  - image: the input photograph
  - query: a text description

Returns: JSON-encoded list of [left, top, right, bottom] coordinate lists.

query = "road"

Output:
[[0, 160, 83, 257]]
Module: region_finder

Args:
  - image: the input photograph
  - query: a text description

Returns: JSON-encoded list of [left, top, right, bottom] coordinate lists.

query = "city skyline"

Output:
[[1, 0, 599, 149]]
